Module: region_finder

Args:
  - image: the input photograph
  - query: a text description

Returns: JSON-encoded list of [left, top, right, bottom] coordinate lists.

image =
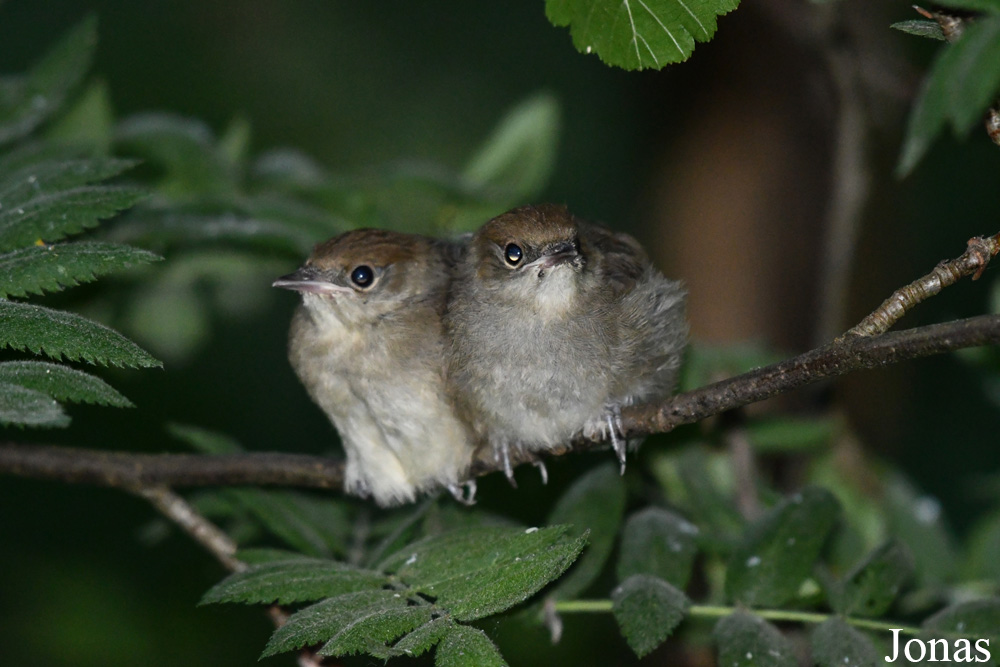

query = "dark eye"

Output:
[[350, 265, 374, 287], [504, 243, 523, 266]]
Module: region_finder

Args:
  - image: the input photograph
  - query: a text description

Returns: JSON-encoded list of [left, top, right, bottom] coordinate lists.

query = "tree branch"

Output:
[[2, 232, 999, 490]]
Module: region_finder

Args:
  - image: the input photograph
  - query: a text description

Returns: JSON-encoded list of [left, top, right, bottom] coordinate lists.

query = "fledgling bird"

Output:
[[274, 229, 476, 507], [445, 203, 687, 480]]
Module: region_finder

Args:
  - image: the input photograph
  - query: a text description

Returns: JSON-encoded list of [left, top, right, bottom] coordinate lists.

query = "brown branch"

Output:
[[3, 232, 1000, 489], [0, 447, 344, 489]]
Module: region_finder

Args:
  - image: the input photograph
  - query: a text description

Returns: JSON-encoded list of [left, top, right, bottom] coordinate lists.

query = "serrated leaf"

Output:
[[898, 16, 1000, 177], [545, 0, 740, 70], [0, 360, 131, 407], [612, 574, 689, 658], [548, 462, 625, 599], [811, 617, 879, 667], [617, 507, 699, 588], [0, 185, 144, 252], [713, 611, 796, 667], [227, 489, 351, 558], [435, 625, 507, 667], [0, 242, 160, 298], [463, 93, 559, 203], [725, 487, 840, 607], [201, 558, 388, 606], [379, 525, 586, 621], [376, 616, 455, 660], [890, 20, 946, 41], [0, 300, 160, 368], [834, 540, 914, 617], [0, 16, 96, 146], [262, 589, 408, 657], [319, 605, 434, 657], [115, 112, 235, 196], [110, 211, 314, 256], [0, 381, 68, 427], [0, 158, 137, 206], [924, 598, 1000, 643]]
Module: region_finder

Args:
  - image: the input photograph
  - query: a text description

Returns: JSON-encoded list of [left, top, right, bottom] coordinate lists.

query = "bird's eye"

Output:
[[350, 265, 374, 287], [504, 243, 523, 266]]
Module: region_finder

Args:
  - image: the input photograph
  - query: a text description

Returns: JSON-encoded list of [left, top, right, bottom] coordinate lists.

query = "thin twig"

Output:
[[133, 485, 244, 572], [841, 233, 1000, 339]]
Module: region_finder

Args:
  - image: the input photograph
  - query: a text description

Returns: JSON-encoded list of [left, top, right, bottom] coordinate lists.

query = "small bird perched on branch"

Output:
[[274, 229, 476, 506], [445, 203, 687, 481]]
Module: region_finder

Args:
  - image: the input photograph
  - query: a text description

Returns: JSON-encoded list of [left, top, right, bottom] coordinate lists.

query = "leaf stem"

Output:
[[553, 600, 922, 636]]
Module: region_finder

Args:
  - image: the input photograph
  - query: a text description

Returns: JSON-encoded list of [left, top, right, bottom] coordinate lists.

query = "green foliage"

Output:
[[897, 15, 1000, 176], [434, 625, 508, 667], [833, 540, 914, 617], [811, 618, 880, 667], [713, 611, 796, 667], [890, 20, 946, 41], [933, 0, 1000, 12], [203, 524, 585, 661], [0, 17, 159, 428], [616, 507, 698, 588], [612, 574, 688, 657], [546, 462, 625, 599], [545, 0, 740, 70], [923, 598, 1000, 643], [725, 487, 840, 607]]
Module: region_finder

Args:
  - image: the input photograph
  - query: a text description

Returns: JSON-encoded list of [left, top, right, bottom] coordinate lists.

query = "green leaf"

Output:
[[0, 242, 160, 298], [0, 158, 137, 206], [167, 422, 244, 454], [547, 462, 625, 599], [811, 617, 879, 667], [201, 558, 388, 606], [262, 589, 409, 657], [650, 445, 745, 550], [963, 510, 1000, 581], [545, 0, 740, 70], [435, 625, 508, 667], [0, 360, 131, 407], [612, 574, 689, 658], [45, 79, 115, 151], [111, 210, 314, 256], [319, 605, 434, 657], [379, 525, 586, 621], [617, 507, 699, 588], [890, 20, 946, 41], [0, 300, 160, 368], [0, 16, 97, 146], [833, 540, 914, 617], [114, 113, 235, 196], [725, 487, 840, 607], [884, 474, 957, 587], [923, 598, 1000, 643], [897, 16, 1000, 177], [745, 416, 836, 453], [0, 185, 144, 252], [376, 616, 455, 659], [227, 489, 352, 559], [0, 381, 68, 427], [463, 93, 560, 203], [714, 611, 796, 667]]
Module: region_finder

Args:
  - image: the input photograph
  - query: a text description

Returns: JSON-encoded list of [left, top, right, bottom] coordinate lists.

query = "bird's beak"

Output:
[[273, 267, 350, 295], [526, 241, 579, 271]]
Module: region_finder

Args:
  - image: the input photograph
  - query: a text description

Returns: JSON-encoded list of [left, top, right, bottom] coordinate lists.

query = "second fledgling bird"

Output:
[[445, 203, 687, 480], [275, 229, 475, 506]]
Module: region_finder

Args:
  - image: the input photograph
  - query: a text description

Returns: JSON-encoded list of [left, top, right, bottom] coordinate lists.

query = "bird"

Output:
[[445, 203, 687, 481], [274, 228, 476, 506]]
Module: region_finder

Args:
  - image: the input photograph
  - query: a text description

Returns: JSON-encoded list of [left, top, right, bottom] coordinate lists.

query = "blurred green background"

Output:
[[2, 1, 1000, 665]]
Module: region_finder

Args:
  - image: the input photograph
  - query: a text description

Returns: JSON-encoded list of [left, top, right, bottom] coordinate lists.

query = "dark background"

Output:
[[2, 1, 999, 665]]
